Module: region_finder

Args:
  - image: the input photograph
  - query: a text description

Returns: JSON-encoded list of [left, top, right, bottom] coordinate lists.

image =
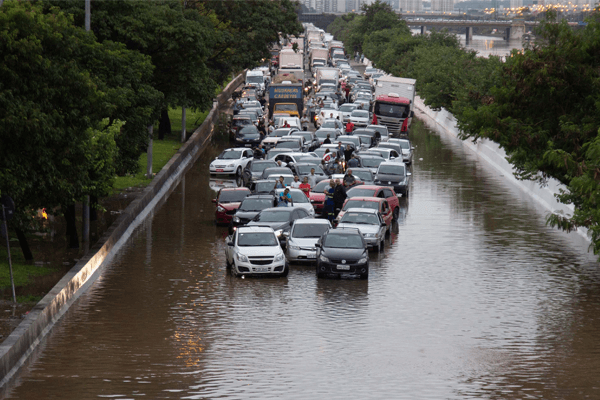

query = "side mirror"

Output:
[[411, 147, 415, 150], [212, 199, 217, 203], [283, 231, 290, 237], [227, 241, 234, 246], [381, 223, 387, 227], [315, 243, 321, 248], [407, 172, 412, 176]]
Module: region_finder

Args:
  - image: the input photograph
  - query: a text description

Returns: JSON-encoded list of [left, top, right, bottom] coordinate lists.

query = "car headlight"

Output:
[[233, 216, 240, 223], [363, 233, 376, 238], [319, 254, 329, 263], [358, 256, 368, 264], [227, 163, 235, 167], [217, 206, 225, 212], [236, 253, 249, 263], [274, 253, 285, 262], [274, 229, 283, 237], [289, 245, 300, 250]]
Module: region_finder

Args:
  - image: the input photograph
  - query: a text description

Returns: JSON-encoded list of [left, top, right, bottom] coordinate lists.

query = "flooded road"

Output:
[[3, 120, 600, 400]]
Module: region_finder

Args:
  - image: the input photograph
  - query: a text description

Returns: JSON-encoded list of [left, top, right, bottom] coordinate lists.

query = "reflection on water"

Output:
[[3, 123, 600, 399]]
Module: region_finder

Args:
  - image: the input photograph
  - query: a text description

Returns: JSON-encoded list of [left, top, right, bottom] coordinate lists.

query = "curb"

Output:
[[0, 71, 247, 386]]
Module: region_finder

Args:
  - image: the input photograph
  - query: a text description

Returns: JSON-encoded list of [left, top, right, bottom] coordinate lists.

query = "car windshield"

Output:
[[251, 162, 276, 172], [351, 110, 369, 118], [343, 200, 379, 211], [218, 190, 249, 203], [347, 188, 376, 198], [246, 76, 263, 84], [323, 233, 364, 249], [357, 136, 372, 146], [297, 165, 325, 175], [321, 121, 338, 129], [239, 127, 260, 136], [276, 141, 300, 149], [339, 105, 356, 112], [374, 102, 410, 118], [270, 129, 291, 137], [352, 170, 373, 181], [239, 198, 273, 211], [296, 157, 320, 164], [275, 190, 308, 203], [292, 223, 329, 238], [315, 130, 336, 139], [367, 150, 387, 158], [378, 164, 405, 175], [313, 180, 333, 192], [340, 212, 379, 225], [267, 175, 294, 185], [255, 210, 291, 222], [341, 137, 359, 146], [379, 144, 400, 152], [360, 157, 383, 168], [218, 151, 242, 160], [254, 182, 276, 193], [397, 141, 410, 149], [237, 232, 278, 247]]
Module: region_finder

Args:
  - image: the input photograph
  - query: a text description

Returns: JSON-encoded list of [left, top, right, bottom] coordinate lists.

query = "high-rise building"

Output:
[[431, 0, 453, 12], [400, 0, 423, 12], [346, 0, 359, 11], [509, 0, 523, 9]]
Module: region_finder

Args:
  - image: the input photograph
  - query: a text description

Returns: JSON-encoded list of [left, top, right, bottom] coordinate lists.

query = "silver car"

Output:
[[335, 208, 387, 252], [285, 219, 332, 263]]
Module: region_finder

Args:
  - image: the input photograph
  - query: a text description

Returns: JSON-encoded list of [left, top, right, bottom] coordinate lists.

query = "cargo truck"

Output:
[[310, 48, 329, 71], [278, 48, 304, 83], [372, 76, 416, 137], [268, 75, 304, 120]]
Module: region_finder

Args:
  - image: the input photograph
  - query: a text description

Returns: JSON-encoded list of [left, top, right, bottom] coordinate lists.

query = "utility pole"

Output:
[[181, 106, 187, 143], [147, 125, 154, 178], [85, 0, 91, 31]]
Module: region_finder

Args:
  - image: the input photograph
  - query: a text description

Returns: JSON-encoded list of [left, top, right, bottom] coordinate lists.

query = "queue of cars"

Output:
[[214, 24, 415, 280]]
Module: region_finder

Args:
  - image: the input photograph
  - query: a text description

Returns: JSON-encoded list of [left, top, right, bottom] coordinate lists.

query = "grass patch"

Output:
[[168, 107, 209, 135], [0, 244, 57, 289], [113, 138, 183, 191]]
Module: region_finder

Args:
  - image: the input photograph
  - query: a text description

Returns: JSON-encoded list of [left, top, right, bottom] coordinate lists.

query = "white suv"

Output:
[[225, 226, 288, 277]]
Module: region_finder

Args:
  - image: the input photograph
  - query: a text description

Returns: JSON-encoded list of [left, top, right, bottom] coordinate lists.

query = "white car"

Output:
[[335, 208, 387, 251], [339, 103, 359, 122], [285, 218, 331, 262], [209, 148, 254, 176], [261, 127, 297, 148], [273, 188, 316, 217], [363, 147, 402, 163], [349, 109, 371, 127], [389, 138, 414, 165], [225, 226, 288, 277]]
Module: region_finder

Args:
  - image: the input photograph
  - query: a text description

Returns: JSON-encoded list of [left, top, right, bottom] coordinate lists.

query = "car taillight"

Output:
[[400, 118, 409, 132]]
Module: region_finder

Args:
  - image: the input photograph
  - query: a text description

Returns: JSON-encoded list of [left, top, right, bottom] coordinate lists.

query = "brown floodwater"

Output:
[[2, 120, 600, 400]]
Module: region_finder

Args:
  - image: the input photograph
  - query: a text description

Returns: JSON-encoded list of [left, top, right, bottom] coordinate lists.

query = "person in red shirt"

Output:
[[344, 85, 351, 102], [299, 177, 311, 197], [345, 121, 354, 134], [372, 114, 378, 125]]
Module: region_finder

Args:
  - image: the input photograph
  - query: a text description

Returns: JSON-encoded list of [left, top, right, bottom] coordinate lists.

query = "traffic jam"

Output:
[[210, 23, 416, 280]]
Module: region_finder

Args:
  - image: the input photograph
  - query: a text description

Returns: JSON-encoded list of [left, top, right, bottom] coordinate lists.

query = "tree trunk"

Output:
[[64, 205, 79, 249], [14, 228, 33, 261], [90, 195, 98, 222], [158, 109, 171, 140]]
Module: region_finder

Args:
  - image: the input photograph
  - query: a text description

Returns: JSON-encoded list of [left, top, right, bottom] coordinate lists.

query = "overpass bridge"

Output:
[[405, 18, 536, 41]]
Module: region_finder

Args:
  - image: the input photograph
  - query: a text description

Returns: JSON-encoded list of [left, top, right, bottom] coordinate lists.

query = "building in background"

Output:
[[431, 0, 454, 12], [400, 0, 424, 11]]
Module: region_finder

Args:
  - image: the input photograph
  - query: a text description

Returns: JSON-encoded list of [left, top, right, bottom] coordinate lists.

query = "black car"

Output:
[[260, 166, 293, 180], [315, 228, 369, 279], [373, 161, 411, 196], [246, 206, 311, 243], [242, 160, 278, 186], [349, 168, 375, 185], [234, 125, 264, 147], [229, 195, 277, 234], [290, 131, 319, 152], [353, 128, 380, 146], [229, 116, 253, 141], [250, 179, 278, 194]]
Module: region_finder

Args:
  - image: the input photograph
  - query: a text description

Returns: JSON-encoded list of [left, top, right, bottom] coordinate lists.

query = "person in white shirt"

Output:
[[290, 175, 301, 188]]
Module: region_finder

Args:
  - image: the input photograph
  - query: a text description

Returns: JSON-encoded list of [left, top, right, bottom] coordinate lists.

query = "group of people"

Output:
[[323, 169, 358, 222], [320, 141, 360, 174]]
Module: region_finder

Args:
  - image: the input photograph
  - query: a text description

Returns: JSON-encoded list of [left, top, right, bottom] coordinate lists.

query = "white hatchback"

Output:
[[225, 226, 288, 277], [273, 188, 316, 217], [209, 148, 254, 176]]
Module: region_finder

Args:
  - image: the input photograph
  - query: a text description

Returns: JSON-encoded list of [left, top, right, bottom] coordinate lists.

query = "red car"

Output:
[[213, 187, 251, 225], [336, 197, 394, 230], [345, 185, 400, 220]]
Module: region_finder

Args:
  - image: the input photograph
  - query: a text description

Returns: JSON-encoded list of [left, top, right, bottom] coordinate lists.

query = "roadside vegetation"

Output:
[[328, 1, 600, 257], [0, 0, 302, 297]]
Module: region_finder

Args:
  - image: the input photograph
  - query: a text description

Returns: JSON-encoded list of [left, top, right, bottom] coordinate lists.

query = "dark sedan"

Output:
[[373, 161, 411, 196], [260, 167, 293, 180], [246, 207, 311, 243], [229, 195, 277, 234], [234, 125, 264, 147], [316, 228, 369, 279], [291, 163, 329, 182], [242, 160, 278, 186]]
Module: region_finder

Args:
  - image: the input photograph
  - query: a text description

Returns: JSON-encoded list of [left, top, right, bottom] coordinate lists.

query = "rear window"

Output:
[[342, 200, 379, 211], [219, 190, 249, 203]]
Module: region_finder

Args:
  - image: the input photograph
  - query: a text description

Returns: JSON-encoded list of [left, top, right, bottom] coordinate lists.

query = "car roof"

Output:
[[344, 207, 379, 214], [326, 227, 361, 235], [237, 226, 275, 234], [346, 196, 385, 203], [379, 161, 405, 167], [274, 187, 303, 193], [220, 187, 251, 192], [226, 147, 253, 152], [293, 218, 331, 225], [245, 194, 275, 198]]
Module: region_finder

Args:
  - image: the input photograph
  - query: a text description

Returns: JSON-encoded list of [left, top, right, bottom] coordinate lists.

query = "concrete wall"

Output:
[[413, 95, 590, 244], [0, 72, 246, 386]]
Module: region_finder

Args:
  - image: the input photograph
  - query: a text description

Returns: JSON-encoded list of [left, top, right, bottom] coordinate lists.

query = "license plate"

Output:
[[216, 169, 224, 172], [245, 144, 252, 147], [307, 252, 316, 258], [254, 267, 269, 272], [337, 265, 350, 270]]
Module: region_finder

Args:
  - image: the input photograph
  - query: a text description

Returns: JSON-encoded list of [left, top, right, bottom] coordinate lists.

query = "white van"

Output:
[[246, 70, 266, 96]]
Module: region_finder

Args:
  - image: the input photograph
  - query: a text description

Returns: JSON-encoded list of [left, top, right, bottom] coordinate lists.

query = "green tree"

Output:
[[0, 2, 129, 250], [457, 13, 600, 255]]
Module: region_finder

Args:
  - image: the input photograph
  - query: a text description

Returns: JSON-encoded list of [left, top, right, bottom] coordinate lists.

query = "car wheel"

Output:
[[360, 269, 369, 280], [393, 207, 399, 220], [226, 257, 232, 268], [378, 240, 384, 252], [385, 225, 391, 237], [281, 263, 289, 277], [236, 166, 242, 176]]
